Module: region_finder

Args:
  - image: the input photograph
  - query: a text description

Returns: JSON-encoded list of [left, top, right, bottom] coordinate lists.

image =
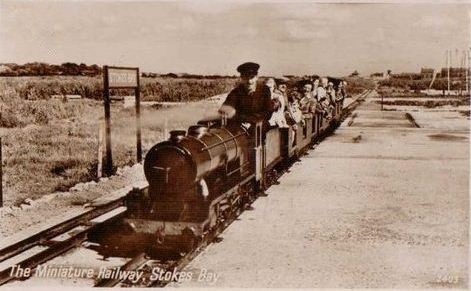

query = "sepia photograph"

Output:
[[0, 0, 469, 289]]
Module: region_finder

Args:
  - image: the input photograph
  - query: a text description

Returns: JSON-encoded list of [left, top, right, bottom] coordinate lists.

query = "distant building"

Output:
[[370, 72, 384, 78], [420, 68, 434, 79], [349, 70, 360, 77], [370, 72, 387, 80], [439, 67, 469, 78], [390, 72, 421, 80]]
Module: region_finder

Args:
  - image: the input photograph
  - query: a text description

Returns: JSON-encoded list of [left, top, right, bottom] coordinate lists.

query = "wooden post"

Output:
[[381, 94, 383, 111], [103, 66, 113, 176], [97, 122, 104, 179], [447, 50, 451, 96], [0, 137, 2, 207], [135, 69, 142, 163], [467, 49, 469, 94], [460, 50, 465, 96], [164, 118, 168, 140]]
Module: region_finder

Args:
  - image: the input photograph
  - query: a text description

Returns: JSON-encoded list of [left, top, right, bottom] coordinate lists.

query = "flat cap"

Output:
[[237, 62, 260, 76]]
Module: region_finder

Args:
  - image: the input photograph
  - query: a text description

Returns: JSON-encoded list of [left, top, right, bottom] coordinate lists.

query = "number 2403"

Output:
[[436, 274, 459, 284]]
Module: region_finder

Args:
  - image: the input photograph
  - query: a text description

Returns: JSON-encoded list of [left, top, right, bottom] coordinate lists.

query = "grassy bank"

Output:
[[0, 76, 226, 206], [1, 99, 222, 206], [0, 76, 235, 128]]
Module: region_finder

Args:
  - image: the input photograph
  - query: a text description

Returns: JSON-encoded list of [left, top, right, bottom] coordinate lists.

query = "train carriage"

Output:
[[264, 127, 283, 170]]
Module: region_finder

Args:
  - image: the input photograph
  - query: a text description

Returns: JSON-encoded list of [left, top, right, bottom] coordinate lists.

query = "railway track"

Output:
[[0, 182, 148, 285], [0, 90, 371, 287], [95, 172, 279, 287]]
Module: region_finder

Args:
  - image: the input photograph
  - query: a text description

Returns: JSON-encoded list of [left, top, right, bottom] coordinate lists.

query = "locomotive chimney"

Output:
[[169, 130, 186, 143], [188, 125, 208, 139]]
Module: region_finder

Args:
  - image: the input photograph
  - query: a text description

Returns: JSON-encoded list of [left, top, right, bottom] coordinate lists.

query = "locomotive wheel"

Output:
[[155, 227, 165, 245], [267, 170, 280, 186], [181, 228, 199, 254], [258, 191, 268, 197], [245, 204, 255, 210]]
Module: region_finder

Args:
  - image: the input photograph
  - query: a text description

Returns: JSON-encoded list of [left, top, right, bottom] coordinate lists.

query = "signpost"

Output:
[[102, 66, 141, 176]]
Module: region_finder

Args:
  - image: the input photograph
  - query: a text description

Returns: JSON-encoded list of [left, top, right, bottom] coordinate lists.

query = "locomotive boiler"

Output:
[[143, 124, 250, 200], [125, 121, 257, 249]]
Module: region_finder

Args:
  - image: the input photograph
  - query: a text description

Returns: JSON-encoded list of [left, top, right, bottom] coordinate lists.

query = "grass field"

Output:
[[0, 76, 229, 206]]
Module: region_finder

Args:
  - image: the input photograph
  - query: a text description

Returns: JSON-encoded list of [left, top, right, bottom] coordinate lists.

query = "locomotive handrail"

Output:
[[226, 161, 251, 176], [200, 132, 247, 152]]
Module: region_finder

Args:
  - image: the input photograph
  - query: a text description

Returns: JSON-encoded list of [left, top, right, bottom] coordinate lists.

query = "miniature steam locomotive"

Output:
[[122, 96, 346, 252]]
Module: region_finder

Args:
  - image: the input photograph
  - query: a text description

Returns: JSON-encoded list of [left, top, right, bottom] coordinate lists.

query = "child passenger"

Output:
[[265, 78, 288, 128]]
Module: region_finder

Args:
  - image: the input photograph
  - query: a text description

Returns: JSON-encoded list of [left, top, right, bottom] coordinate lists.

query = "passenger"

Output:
[[312, 78, 326, 115], [285, 90, 302, 126], [312, 78, 320, 100], [298, 81, 316, 114], [318, 77, 336, 114], [319, 95, 334, 120], [265, 78, 283, 111], [327, 81, 336, 104], [336, 81, 346, 102], [285, 90, 303, 146], [219, 62, 273, 127], [266, 78, 288, 128], [274, 78, 289, 109], [321, 76, 329, 88], [316, 77, 328, 103], [341, 81, 348, 99]]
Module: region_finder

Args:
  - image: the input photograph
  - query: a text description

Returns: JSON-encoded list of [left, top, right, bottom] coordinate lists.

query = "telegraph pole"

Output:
[[447, 50, 451, 95], [467, 48, 470, 94], [463, 50, 466, 92]]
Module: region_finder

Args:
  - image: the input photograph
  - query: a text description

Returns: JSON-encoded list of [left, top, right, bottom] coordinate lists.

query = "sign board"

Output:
[[102, 65, 142, 176], [107, 67, 138, 88]]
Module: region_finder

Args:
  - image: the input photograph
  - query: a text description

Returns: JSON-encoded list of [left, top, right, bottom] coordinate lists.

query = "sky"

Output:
[[0, 0, 470, 77]]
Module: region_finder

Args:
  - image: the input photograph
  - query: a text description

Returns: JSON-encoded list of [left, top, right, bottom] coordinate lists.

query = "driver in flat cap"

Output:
[[219, 62, 273, 125]]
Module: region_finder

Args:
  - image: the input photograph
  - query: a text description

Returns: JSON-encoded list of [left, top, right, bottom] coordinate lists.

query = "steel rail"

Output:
[[0, 205, 128, 285], [0, 183, 146, 286], [94, 252, 149, 287], [0, 197, 125, 263]]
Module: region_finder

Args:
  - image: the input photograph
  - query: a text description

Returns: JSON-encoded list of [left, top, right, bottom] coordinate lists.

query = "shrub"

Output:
[[379, 77, 467, 91], [0, 76, 236, 102], [344, 77, 375, 95]]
